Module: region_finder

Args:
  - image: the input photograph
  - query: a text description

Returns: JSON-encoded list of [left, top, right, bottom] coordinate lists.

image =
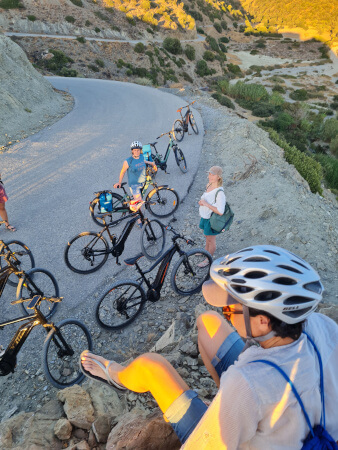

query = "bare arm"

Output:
[[114, 160, 129, 188], [198, 199, 223, 215]]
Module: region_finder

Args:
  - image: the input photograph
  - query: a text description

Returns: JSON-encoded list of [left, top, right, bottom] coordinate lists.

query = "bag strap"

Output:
[[249, 359, 315, 438], [214, 188, 222, 204]]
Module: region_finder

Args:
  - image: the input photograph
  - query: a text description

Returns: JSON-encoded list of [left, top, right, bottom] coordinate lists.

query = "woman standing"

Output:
[[198, 166, 225, 267], [0, 174, 16, 232]]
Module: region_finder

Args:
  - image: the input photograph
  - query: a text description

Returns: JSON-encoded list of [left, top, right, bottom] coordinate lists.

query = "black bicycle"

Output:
[[0, 295, 92, 389], [64, 204, 166, 274], [147, 131, 187, 174], [0, 240, 59, 318], [95, 226, 212, 330], [89, 180, 179, 228], [173, 100, 199, 142]]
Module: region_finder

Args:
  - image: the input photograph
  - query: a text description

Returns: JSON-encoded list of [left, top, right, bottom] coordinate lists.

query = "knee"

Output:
[[133, 353, 168, 372], [197, 311, 224, 335]]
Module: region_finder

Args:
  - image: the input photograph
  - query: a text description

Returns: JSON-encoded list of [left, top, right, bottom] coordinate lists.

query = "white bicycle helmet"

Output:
[[130, 141, 142, 150], [209, 245, 323, 324]]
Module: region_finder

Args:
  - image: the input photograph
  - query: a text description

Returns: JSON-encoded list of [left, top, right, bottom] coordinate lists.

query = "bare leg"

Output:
[[81, 352, 189, 413], [205, 235, 216, 257], [0, 204, 9, 223], [197, 311, 234, 387]]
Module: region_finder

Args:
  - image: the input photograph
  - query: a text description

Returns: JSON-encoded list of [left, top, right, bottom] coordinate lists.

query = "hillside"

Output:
[[240, 0, 338, 51]]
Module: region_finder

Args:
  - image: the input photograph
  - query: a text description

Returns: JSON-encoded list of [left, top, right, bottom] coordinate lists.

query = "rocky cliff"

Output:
[[0, 34, 70, 148]]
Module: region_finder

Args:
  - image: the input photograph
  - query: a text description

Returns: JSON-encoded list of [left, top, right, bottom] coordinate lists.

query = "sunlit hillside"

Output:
[[100, 0, 195, 30], [240, 0, 338, 49]]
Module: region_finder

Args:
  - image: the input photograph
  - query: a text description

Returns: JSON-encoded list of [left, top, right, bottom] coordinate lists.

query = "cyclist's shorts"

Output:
[[129, 184, 142, 199], [164, 331, 244, 444], [0, 184, 8, 203]]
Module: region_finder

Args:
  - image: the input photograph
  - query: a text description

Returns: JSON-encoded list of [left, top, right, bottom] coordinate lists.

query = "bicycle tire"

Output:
[[174, 147, 188, 173], [0, 240, 35, 287], [16, 268, 59, 318], [64, 232, 109, 274], [146, 187, 180, 218], [95, 280, 146, 331], [173, 119, 184, 142], [42, 318, 93, 389], [171, 249, 212, 295], [89, 193, 127, 228], [189, 113, 199, 135], [140, 219, 165, 260]]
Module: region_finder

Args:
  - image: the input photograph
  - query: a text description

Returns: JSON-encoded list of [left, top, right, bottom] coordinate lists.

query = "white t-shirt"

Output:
[[199, 187, 226, 219], [183, 313, 338, 449]]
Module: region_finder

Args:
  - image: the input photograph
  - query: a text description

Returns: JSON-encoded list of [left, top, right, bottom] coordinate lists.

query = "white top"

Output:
[[199, 187, 226, 219], [183, 313, 338, 449]]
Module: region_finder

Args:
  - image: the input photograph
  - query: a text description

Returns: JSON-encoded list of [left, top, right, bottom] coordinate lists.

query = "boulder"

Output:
[[54, 418, 72, 440], [57, 385, 95, 430]]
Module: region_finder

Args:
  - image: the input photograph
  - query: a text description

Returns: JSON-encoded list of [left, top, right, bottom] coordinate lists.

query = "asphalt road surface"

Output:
[[1, 78, 204, 321]]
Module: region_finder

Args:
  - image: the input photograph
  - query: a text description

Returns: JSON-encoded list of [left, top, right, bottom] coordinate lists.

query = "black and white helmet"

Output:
[[130, 141, 142, 150], [210, 245, 323, 324]]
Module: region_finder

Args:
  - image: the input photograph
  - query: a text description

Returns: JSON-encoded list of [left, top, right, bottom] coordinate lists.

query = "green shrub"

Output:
[[27, 14, 36, 21], [184, 44, 195, 61], [70, 0, 82, 6], [219, 43, 227, 53], [76, 36, 86, 43], [322, 118, 338, 142], [95, 11, 109, 21], [272, 84, 286, 94], [94, 27, 101, 33], [65, 16, 75, 23], [219, 36, 229, 43], [88, 64, 99, 72], [127, 16, 136, 26], [314, 154, 338, 190], [111, 25, 120, 32], [221, 20, 227, 30], [250, 49, 259, 55], [226, 63, 241, 75], [59, 67, 77, 77], [233, 21, 238, 28], [0, 0, 24, 8], [211, 93, 235, 109], [85, 20, 91, 26], [189, 10, 203, 21], [290, 89, 309, 101], [329, 135, 338, 156], [197, 27, 204, 34], [268, 129, 322, 194], [146, 27, 154, 34], [196, 60, 215, 77], [206, 35, 220, 52], [95, 59, 104, 68], [214, 22, 222, 33], [256, 42, 266, 48], [269, 93, 285, 107], [181, 71, 193, 83], [44, 49, 73, 74], [163, 37, 182, 55], [203, 50, 215, 62], [116, 59, 125, 68], [134, 42, 145, 53], [251, 103, 275, 117]]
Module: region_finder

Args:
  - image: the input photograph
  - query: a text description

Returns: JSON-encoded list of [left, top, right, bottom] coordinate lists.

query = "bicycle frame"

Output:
[[0, 297, 55, 376], [149, 134, 177, 172]]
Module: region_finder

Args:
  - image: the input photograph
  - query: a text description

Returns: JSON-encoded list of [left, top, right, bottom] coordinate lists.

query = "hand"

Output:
[[114, 183, 121, 189], [199, 199, 208, 207]]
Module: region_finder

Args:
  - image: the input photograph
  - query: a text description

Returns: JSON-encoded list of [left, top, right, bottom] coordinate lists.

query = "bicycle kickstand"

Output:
[[115, 256, 121, 266]]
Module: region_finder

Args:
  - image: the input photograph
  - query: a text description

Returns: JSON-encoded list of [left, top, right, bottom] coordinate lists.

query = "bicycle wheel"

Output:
[[89, 193, 127, 228], [43, 319, 93, 389], [0, 240, 35, 287], [189, 113, 199, 135], [16, 268, 59, 318], [96, 280, 146, 330], [140, 219, 165, 260], [173, 119, 184, 142], [171, 249, 212, 295], [146, 187, 180, 218], [174, 147, 188, 173], [64, 232, 109, 274]]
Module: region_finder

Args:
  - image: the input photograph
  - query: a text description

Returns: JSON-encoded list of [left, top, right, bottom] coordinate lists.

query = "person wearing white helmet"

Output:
[[80, 246, 338, 448], [114, 141, 156, 202]]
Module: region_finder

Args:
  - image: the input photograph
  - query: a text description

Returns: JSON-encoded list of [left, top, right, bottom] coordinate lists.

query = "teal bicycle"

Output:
[[89, 171, 180, 227], [146, 131, 187, 174]]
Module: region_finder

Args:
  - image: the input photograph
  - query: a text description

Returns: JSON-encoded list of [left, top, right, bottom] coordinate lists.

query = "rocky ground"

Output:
[[0, 86, 337, 448]]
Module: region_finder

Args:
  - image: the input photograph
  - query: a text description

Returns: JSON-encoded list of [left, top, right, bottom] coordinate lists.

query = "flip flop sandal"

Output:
[[79, 351, 127, 392], [197, 259, 210, 268], [5, 223, 16, 232]]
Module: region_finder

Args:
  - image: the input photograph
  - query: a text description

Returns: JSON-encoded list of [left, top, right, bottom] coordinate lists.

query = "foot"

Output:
[[5, 222, 16, 232], [80, 351, 126, 389], [197, 259, 209, 268]]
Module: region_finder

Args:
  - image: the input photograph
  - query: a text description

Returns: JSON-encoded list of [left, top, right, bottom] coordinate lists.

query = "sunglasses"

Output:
[[222, 306, 243, 321]]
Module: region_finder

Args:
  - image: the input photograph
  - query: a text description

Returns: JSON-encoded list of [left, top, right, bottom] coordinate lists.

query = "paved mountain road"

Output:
[[1, 78, 203, 322]]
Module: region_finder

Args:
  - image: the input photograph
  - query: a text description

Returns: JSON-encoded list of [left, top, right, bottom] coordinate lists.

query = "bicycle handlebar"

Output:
[[10, 295, 63, 306], [177, 100, 196, 111], [157, 130, 174, 139], [165, 225, 195, 245]]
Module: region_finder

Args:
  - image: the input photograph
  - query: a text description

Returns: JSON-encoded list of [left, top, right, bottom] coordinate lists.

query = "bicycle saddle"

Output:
[[124, 253, 144, 266], [149, 142, 157, 146]]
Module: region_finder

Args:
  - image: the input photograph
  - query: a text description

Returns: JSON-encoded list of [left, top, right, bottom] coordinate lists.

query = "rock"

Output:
[[150, 321, 176, 352], [86, 383, 127, 419], [180, 341, 198, 356], [92, 415, 111, 443], [54, 418, 72, 440], [57, 385, 95, 430], [106, 409, 181, 450]]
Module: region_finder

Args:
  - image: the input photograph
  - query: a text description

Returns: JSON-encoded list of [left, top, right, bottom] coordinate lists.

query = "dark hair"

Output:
[[249, 308, 304, 340]]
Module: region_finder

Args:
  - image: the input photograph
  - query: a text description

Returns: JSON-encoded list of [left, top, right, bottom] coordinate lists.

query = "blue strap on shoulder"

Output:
[[249, 332, 325, 439]]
